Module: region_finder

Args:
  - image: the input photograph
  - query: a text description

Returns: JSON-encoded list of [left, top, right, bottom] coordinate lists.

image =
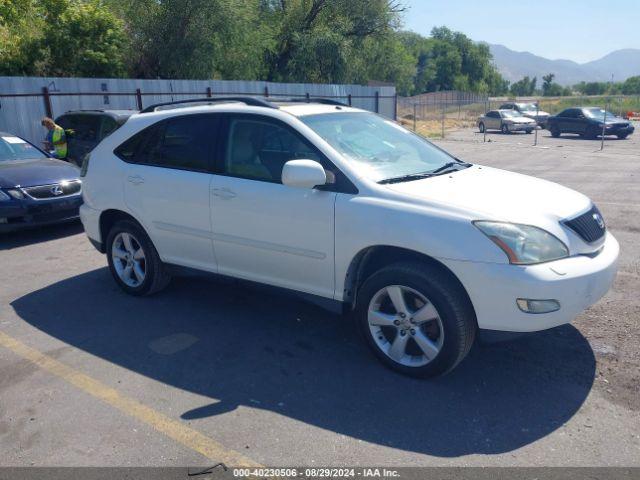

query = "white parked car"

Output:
[[478, 109, 537, 134], [80, 97, 619, 377]]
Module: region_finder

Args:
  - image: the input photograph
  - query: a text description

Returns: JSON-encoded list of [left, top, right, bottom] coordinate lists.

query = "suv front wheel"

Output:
[[106, 219, 171, 296], [356, 262, 476, 377]]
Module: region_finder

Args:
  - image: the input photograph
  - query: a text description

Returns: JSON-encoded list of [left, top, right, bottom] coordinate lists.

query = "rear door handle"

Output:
[[127, 175, 144, 185], [212, 188, 237, 199]]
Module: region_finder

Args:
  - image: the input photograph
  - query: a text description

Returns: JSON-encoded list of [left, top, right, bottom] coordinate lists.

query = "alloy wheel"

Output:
[[367, 285, 444, 367], [111, 232, 146, 287]]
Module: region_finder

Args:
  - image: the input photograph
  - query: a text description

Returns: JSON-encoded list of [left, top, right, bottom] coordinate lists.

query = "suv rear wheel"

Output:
[[355, 262, 476, 378], [106, 219, 171, 296]]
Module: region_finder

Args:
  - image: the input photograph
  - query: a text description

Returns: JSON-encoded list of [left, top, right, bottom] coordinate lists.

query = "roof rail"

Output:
[[273, 97, 348, 107], [139, 96, 277, 114]]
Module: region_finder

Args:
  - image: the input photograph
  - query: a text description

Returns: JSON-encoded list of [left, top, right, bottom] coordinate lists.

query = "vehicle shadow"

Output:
[[12, 268, 596, 457], [0, 221, 83, 250]]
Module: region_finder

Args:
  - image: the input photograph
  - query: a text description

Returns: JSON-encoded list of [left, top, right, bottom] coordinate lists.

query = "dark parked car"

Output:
[[547, 107, 635, 139], [56, 110, 134, 166], [0, 132, 82, 232]]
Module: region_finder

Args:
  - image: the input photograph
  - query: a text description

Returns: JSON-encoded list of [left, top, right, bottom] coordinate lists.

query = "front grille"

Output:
[[563, 205, 606, 243], [22, 180, 81, 199]]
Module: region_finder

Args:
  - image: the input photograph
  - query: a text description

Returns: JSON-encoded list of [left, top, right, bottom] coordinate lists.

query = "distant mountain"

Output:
[[487, 44, 640, 86]]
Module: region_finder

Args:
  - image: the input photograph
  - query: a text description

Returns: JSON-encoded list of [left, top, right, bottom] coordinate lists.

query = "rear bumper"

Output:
[[441, 232, 619, 332], [79, 203, 103, 252], [0, 195, 82, 232]]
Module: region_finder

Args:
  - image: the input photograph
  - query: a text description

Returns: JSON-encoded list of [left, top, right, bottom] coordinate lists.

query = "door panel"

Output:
[[122, 114, 218, 270], [210, 176, 336, 297], [125, 164, 215, 269], [210, 115, 337, 298]]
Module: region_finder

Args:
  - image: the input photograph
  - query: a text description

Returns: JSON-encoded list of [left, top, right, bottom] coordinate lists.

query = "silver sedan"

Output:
[[478, 110, 538, 134]]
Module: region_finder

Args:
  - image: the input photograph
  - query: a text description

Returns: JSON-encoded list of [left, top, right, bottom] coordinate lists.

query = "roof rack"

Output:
[[139, 96, 277, 114], [272, 97, 348, 107]]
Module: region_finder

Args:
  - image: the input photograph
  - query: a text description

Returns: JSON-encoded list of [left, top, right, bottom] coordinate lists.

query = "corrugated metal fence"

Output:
[[0, 76, 397, 145]]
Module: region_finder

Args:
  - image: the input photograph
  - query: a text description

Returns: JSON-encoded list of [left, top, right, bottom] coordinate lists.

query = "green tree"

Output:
[[0, 0, 126, 77], [510, 76, 537, 96], [621, 76, 640, 95]]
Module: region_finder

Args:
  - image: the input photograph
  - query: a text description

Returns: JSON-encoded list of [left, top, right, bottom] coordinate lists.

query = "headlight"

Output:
[[0, 190, 10, 201], [474, 221, 569, 265], [7, 189, 24, 200]]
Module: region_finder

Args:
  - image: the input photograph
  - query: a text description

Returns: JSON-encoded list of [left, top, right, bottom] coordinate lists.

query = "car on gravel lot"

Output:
[[499, 102, 550, 127], [478, 110, 537, 134], [79, 96, 619, 378], [546, 107, 635, 139], [56, 110, 134, 166], [0, 132, 82, 232]]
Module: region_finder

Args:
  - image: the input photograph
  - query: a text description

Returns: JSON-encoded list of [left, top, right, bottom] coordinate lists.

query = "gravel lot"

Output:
[[0, 126, 638, 468]]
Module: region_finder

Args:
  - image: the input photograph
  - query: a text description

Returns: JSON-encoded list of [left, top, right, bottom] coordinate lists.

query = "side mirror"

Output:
[[281, 159, 327, 189]]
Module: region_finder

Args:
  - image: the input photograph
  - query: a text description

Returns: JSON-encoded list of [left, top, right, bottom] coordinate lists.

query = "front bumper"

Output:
[[506, 123, 536, 131], [0, 194, 83, 232], [441, 232, 619, 332], [604, 124, 634, 136]]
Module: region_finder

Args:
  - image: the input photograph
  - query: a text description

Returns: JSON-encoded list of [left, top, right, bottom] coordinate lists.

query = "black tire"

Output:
[[584, 126, 599, 140], [501, 124, 510, 134], [550, 126, 561, 138], [478, 122, 485, 133], [617, 133, 628, 139], [525, 129, 533, 134], [106, 219, 171, 296], [355, 262, 477, 378]]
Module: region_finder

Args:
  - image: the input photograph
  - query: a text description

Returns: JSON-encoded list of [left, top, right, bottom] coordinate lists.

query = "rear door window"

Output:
[[115, 114, 218, 172]]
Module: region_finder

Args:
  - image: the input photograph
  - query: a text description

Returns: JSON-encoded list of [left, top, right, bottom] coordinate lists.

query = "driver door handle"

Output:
[[127, 175, 145, 185], [212, 188, 237, 199]]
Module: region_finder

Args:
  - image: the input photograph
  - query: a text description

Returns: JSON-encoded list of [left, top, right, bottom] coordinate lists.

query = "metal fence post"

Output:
[[42, 86, 53, 118], [206, 87, 212, 98], [534, 101, 539, 146], [264, 86, 269, 98], [375, 91, 379, 113], [393, 93, 398, 120], [441, 101, 445, 138], [413, 103, 417, 132], [601, 100, 608, 151], [135, 88, 143, 110], [347, 94, 352, 106]]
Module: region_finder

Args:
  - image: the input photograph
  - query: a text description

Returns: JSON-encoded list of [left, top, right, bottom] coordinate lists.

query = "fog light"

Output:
[[516, 298, 560, 314]]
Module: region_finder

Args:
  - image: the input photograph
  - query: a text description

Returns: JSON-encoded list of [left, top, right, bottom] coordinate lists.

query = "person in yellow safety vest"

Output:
[[41, 117, 68, 159]]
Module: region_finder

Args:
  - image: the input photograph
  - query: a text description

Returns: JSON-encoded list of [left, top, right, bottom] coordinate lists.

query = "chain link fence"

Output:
[[398, 91, 640, 149]]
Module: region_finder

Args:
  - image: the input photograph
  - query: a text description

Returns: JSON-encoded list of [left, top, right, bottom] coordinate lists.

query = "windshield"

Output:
[[584, 108, 616, 120], [501, 110, 523, 118], [0, 135, 46, 162], [516, 103, 537, 112], [300, 112, 459, 182]]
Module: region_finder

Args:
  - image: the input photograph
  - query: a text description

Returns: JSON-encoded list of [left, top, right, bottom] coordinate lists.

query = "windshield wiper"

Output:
[[378, 160, 472, 185], [430, 160, 471, 175], [378, 172, 435, 184]]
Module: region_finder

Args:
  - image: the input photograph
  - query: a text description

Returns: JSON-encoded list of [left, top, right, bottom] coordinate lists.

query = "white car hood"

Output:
[[508, 117, 536, 124], [383, 165, 591, 224]]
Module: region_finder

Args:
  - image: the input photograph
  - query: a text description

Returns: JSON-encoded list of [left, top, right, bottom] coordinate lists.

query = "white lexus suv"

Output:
[[79, 96, 619, 377]]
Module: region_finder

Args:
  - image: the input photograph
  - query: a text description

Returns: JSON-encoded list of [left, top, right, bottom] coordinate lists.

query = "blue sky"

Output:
[[400, 0, 639, 63]]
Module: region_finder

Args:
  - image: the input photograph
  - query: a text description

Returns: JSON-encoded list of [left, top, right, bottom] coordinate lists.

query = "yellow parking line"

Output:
[[0, 330, 261, 467]]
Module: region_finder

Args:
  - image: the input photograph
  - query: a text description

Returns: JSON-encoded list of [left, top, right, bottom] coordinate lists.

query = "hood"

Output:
[[507, 117, 536, 124], [0, 158, 80, 188], [602, 116, 629, 124], [383, 165, 591, 225]]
